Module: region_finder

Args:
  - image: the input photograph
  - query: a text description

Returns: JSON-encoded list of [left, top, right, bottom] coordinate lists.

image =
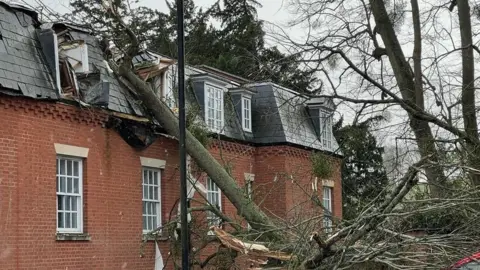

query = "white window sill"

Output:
[[142, 231, 167, 241], [56, 233, 91, 241]]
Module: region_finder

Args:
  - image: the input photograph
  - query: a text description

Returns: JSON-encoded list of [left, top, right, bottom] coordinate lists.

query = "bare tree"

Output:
[[269, 0, 480, 198], [34, 0, 480, 268]]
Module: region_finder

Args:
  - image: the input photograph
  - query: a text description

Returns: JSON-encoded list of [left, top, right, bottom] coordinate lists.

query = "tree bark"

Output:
[[112, 63, 282, 241], [369, 0, 447, 197], [457, 0, 480, 187], [411, 0, 423, 110]]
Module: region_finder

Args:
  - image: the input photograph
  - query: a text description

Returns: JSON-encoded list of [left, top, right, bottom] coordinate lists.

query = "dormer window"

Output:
[[306, 97, 335, 150], [241, 96, 251, 132], [133, 51, 176, 108], [59, 40, 89, 74], [205, 84, 224, 132], [319, 109, 333, 149]]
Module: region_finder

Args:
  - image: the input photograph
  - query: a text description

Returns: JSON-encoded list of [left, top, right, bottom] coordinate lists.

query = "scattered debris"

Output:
[[211, 226, 295, 265]]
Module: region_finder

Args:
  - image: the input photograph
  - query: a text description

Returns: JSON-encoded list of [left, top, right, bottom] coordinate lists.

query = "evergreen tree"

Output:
[[333, 117, 389, 220], [69, 0, 317, 92]]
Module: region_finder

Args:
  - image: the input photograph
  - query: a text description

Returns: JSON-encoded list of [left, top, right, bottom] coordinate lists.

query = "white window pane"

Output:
[[65, 213, 71, 228], [154, 187, 158, 200], [72, 198, 77, 211], [67, 160, 73, 175], [60, 159, 66, 175], [58, 212, 64, 228], [143, 216, 147, 230], [74, 161, 79, 176], [73, 178, 79, 194], [72, 213, 77, 228], [143, 170, 148, 184], [60, 176, 65, 192], [153, 172, 158, 185], [148, 171, 153, 184], [67, 177, 72, 193], [64, 196, 69, 211], [58, 195, 64, 210]]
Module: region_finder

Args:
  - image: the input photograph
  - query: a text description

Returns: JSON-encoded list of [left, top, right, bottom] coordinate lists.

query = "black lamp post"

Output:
[[176, 0, 189, 268]]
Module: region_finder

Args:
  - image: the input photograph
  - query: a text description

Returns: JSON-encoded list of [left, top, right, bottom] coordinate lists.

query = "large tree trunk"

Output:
[[113, 63, 282, 241], [369, 0, 447, 197], [457, 0, 480, 187]]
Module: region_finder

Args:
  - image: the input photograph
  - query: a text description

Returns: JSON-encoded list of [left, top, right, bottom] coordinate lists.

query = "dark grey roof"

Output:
[[0, 1, 340, 154], [0, 2, 144, 116], [253, 83, 340, 152], [65, 29, 145, 115], [0, 1, 58, 99], [185, 66, 341, 153]]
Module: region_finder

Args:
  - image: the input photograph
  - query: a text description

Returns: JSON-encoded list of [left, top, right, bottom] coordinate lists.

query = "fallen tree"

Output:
[[40, 0, 480, 268]]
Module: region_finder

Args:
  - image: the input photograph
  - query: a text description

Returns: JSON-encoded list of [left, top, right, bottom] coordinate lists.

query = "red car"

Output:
[[448, 252, 480, 269]]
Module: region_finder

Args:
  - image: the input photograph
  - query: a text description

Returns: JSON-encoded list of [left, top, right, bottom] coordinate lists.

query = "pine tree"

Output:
[[333, 117, 389, 220], [69, 0, 317, 91]]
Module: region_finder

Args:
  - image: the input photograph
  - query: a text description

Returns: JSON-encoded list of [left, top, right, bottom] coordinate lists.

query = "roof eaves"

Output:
[[196, 65, 251, 84]]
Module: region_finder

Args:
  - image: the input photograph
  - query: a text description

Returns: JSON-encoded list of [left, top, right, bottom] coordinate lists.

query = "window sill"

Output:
[[142, 232, 168, 242], [56, 233, 91, 241]]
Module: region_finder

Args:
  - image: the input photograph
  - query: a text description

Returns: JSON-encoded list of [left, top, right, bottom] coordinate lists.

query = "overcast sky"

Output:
[[20, 0, 292, 26]]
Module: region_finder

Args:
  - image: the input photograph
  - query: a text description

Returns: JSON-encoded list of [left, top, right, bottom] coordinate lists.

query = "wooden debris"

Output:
[[211, 227, 295, 262]]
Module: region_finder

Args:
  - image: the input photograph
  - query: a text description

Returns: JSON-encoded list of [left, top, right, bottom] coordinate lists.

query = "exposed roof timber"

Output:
[[49, 21, 93, 34]]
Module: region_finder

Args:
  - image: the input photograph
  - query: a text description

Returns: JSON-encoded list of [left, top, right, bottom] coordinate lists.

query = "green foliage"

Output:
[[333, 117, 389, 220], [69, 0, 317, 92], [311, 152, 333, 178], [186, 104, 211, 147]]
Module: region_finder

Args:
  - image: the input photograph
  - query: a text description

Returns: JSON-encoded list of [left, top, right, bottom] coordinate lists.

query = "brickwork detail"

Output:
[[0, 96, 342, 270], [0, 95, 108, 127], [210, 139, 255, 156]]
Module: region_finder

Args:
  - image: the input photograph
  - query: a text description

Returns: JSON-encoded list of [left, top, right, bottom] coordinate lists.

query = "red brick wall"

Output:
[[0, 95, 342, 269], [0, 96, 176, 270]]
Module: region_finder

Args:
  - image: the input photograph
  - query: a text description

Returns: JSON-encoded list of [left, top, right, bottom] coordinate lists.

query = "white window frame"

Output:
[[204, 83, 224, 133], [241, 96, 252, 132], [56, 156, 83, 233], [206, 177, 222, 228], [323, 186, 333, 233], [142, 167, 162, 234], [319, 109, 333, 149]]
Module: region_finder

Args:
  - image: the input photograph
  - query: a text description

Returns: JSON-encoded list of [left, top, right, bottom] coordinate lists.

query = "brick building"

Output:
[[0, 2, 342, 269]]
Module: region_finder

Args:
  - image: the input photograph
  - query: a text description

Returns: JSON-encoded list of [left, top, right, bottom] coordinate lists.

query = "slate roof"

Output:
[[0, 1, 340, 154], [0, 1, 143, 116], [65, 28, 145, 115], [251, 83, 340, 151], [0, 2, 57, 99], [185, 66, 341, 154]]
